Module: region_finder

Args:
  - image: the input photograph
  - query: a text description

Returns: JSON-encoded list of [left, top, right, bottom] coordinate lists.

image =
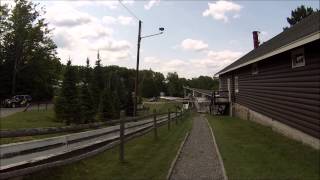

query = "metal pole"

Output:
[[119, 118, 125, 162], [134, 20, 142, 117]]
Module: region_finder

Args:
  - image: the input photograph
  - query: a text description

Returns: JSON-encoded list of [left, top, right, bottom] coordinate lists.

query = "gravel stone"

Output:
[[170, 114, 225, 180]]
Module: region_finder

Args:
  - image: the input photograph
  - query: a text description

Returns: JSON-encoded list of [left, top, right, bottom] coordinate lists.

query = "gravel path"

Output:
[[170, 114, 225, 180]]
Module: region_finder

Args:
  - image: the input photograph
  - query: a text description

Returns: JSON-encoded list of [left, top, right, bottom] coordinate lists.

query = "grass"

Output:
[[206, 115, 320, 180], [0, 110, 62, 130], [143, 101, 182, 114], [25, 111, 193, 180], [0, 110, 64, 144]]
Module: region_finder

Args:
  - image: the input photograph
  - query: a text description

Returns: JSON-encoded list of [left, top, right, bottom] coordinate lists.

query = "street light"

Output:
[[134, 20, 165, 116]]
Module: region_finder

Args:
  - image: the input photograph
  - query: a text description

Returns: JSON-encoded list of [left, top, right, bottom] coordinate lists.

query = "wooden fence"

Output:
[[0, 109, 187, 179]]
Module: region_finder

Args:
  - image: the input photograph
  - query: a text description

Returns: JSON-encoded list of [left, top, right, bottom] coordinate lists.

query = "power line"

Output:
[[118, 0, 141, 22]]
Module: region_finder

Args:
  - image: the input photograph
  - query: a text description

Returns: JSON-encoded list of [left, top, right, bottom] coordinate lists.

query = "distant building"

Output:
[[215, 12, 320, 149]]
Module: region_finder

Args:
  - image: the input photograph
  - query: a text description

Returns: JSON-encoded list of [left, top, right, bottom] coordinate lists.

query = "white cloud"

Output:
[[203, 0, 242, 22], [260, 31, 273, 43], [74, 0, 134, 9], [181, 39, 209, 52], [144, 57, 160, 64], [102, 16, 117, 24], [144, 0, 160, 10], [43, 2, 132, 66], [142, 49, 243, 78], [90, 40, 131, 52], [118, 16, 134, 25], [233, 14, 240, 19], [102, 16, 134, 25]]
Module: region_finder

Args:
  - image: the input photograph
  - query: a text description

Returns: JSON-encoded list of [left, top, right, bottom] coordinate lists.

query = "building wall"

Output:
[[219, 40, 320, 139]]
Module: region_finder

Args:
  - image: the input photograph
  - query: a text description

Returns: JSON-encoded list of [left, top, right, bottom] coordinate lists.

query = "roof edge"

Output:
[[215, 31, 320, 76]]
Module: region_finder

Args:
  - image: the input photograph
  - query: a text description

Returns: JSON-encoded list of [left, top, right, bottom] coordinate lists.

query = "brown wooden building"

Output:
[[215, 12, 320, 149]]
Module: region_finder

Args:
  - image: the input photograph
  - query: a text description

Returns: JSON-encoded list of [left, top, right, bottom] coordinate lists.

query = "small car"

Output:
[[4, 95, 32, 108]]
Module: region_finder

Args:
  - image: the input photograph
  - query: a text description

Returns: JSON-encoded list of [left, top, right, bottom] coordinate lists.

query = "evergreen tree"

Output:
[[98, 87, 115, 121], [125, 91, 134, 116], [55, 60, 80, 125], [284, 5, 318, 30], [79, 58, 95, 123], [91, 51, 104, 109], [112, 90, 121, 119]]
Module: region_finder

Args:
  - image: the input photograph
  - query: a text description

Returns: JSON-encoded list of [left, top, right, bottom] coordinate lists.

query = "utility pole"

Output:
[[134, 20, 142, 117], [133, 21, 164, 117]]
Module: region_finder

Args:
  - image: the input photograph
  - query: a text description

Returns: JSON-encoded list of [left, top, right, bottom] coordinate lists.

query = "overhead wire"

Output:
[[118, 0, 142, 22]]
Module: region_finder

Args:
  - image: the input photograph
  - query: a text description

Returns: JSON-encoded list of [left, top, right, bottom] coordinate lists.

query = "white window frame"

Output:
[[291, 47, 305, 68], [234, 76, 239, 93]]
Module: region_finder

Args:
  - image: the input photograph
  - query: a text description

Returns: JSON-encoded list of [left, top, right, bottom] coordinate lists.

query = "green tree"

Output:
[[91, 51, 104, 108], [55, 60, 80, 125], [140, 70, 157, 98], [79, 58, 95, 123], [112, 90, 121, 119], [154, 72, 166, 96], [0, 4, 11, 100], [284, 5, 318, 30], [167, 72, 184, 97], [98, 87, 115, 121], [125, 91, 134, 116], [2, 0, 61, 100]]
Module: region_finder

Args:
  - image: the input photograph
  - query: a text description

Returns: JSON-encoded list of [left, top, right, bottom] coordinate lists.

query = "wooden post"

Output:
[[153, 109, 158, 140], [175, 108, 178, 125], [119, 117, 125, 162], [168, 109, 171, 131], [37, 103, 40, 112], [45, 103, 48, 111]]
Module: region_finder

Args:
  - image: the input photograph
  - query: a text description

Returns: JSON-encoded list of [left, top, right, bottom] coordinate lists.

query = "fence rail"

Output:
[[0, 110, 186, 179], [0, 113, 168, 138]]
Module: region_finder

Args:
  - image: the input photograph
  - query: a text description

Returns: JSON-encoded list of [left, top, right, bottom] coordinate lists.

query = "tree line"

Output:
[[54, 54, 220, 124], [0, 0, 219, 125]]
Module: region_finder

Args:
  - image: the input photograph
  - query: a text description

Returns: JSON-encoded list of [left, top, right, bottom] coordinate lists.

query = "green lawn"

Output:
[[206, 115, 320, 180], [26, 112, 193, 180], [0, 110, 62, 130], [143, 102, 182, 114], [0, 110, 64, 144]]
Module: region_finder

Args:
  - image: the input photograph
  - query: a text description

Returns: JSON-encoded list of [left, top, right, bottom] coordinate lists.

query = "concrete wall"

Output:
[[233, 103, 320, 150]]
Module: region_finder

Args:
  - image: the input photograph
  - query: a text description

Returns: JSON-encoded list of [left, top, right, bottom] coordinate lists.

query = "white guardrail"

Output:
[[0, 113, 179, 173]]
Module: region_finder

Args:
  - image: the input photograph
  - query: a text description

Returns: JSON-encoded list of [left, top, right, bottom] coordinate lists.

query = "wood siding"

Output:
[[219, 40, 320, 138]]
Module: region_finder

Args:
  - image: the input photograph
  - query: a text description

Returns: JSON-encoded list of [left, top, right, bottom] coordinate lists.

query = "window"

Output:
[[234, 76, 239, 93], [219, 79, 222, 90], [252, 63, 258, 75], [292, 47, 305, 68]]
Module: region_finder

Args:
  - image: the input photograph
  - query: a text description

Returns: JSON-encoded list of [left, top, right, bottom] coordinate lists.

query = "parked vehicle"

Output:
[[3, 95, 32, 108]]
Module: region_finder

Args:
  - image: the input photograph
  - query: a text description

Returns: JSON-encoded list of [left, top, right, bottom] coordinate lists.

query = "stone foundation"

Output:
[[233, 103, 320, 150]]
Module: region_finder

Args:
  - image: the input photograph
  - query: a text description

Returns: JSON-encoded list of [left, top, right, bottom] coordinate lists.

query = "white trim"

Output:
[[217, 31, 320, 75]]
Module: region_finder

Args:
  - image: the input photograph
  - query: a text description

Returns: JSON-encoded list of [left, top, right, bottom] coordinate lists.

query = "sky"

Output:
[[3, 0, 320, 78]]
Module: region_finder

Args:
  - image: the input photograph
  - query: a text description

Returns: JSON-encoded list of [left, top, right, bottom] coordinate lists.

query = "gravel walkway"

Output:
[[170, 114, 225, 180]]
